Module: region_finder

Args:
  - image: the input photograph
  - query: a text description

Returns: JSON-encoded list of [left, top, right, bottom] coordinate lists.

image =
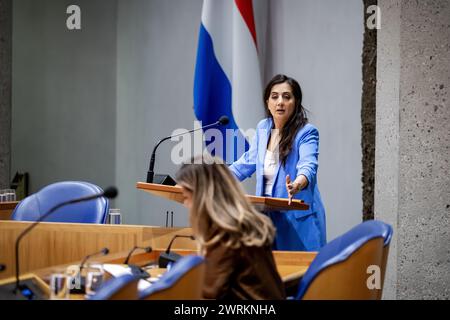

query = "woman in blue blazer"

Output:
[[229, 74, 326, 251]]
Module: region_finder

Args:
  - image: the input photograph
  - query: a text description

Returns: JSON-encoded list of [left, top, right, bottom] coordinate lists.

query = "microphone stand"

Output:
[[124, 246, 152, 265], [147, 117, 228, 183], [78, 248, 109, 277], [70, 248, 109, 294], [123, 246, 153, 279], [158, 235, 195, 268]]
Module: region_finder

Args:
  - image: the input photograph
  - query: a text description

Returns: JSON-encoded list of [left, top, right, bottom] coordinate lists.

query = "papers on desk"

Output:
[[138, 279, 152, 291], [103, 264, 132, 277], [102, 264, 153, 291]]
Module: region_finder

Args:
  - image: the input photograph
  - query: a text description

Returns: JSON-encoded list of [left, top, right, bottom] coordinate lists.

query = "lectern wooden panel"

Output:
[[136, 182, 309, 211]]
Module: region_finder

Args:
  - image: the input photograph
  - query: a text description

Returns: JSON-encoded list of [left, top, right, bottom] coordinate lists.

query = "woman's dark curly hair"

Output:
[[263, 74, 308, 165]]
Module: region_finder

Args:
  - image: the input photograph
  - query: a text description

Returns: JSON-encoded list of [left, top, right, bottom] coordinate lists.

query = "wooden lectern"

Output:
[[136, 182, 309, 212]]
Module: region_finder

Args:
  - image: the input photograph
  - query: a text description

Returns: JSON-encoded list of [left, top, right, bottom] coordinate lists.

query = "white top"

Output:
[[263, 149, 279, 196]]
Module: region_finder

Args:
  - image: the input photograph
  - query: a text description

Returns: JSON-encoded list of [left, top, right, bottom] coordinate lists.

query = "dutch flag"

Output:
[[194, 0, 265, 162]]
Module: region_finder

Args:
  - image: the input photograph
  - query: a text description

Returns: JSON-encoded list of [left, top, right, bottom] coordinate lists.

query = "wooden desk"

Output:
[[0, 201, 18, 220], [0, 221, 196, 280], [0, 219, 316, 298], [0, 248, 315, 299]]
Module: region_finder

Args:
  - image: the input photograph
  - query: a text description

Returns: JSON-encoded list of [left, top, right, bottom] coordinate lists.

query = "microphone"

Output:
[[217, 115, 230, 126], [0, 264, 5, 272], [158, 235, 195, 268], [123, 246, 152, 279], [124, 246, 152, 265], [13, 186, 118, 297], [103, 187, 119, 199], [78, 247, 110, 275], [69, 247, 109, 294], [146, 115, 230, 184]]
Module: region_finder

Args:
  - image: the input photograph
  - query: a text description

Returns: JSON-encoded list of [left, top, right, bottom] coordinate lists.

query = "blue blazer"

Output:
[[229, 118, 326, 251]]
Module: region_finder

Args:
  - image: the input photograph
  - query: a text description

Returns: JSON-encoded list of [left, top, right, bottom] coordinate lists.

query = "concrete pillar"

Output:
[[362, 0, 378, 221], [0, 0, 12, 188], [375, 0, 450, 299]]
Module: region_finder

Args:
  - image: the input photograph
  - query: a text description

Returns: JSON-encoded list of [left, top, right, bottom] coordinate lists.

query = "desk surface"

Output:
[[0, 248, 316, 300]]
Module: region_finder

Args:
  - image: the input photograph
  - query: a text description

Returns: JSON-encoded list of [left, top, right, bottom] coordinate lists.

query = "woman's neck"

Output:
[[268, 128, 281, 152], [272, 118, 285, 130]]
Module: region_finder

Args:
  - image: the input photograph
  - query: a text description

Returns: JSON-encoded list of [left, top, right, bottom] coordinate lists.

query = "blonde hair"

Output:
[[176, 155, 276, 251]]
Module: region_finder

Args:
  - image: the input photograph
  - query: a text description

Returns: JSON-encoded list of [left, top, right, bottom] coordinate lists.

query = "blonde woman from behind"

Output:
[[176, 155, 285, 300]]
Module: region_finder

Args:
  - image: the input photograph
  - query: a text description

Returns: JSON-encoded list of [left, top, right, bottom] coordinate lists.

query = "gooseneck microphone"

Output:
[[123, 246, 153, 280], [78, 247, 110, 275], [146, 115, 230, 183], [66, 247, 110, 294], [13, 187, 118, 296], [165, 235, 196, 254], [124, 246, 152, 265], [158, 235, 196, 268]]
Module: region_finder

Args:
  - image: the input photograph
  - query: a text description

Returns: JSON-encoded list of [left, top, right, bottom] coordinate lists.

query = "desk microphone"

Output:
[[124, 246, 152, 265], [78, 247, 110, 275], [123, 246, 152, 279], [68, 247, 110, 294], [13, 186, 118, 298], [158, 235, 196, 268], [146, 115, 229, 184]]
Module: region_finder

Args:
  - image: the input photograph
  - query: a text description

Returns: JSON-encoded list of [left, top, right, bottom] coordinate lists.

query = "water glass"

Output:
[[85, 263, 105, 295], [7, 189, 16, 202], [65, 265, 82, 292], [0, 189, 16, 202], [107, 208, 122, 225], [50, 273, 70, 300]]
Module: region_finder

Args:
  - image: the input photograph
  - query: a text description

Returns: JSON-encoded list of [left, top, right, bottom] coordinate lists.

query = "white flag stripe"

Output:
[[231, 2, 264, 132], [201, 0, 233, 82]]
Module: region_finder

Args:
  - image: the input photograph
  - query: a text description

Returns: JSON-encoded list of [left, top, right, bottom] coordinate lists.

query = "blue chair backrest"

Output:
[[89, 274, 139, 300], [296, 220, 393, 299], [139, 255, 204, 299], [11, 181, 109, 224]]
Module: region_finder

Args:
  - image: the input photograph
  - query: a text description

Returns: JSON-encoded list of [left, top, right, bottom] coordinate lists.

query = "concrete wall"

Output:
[[115, 0, 203, 226], [375, 0, 400, 300], [10, 0, 364, 241], [361, 0, 377, 221], [11, 0, 117, 192], [376, 0, 450, 299], [0, 0, 12, 188]]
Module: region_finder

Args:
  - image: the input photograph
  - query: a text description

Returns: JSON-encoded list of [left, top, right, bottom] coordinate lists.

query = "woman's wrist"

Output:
[[294, 175, 308, 192]]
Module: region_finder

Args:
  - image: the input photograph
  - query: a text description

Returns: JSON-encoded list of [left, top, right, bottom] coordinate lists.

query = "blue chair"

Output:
[[296, 220, 393, 300], [89, 274, 140, 300], [11, 181, 109, 223], [139, 255, 205, 300]]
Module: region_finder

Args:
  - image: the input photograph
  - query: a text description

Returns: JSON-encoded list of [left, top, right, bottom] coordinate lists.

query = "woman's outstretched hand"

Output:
[[286, 175, 299, 205], [286, 174, 308, 205]]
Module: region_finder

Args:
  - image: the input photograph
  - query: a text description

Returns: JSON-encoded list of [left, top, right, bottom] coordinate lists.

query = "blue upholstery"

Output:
[[296, 220, 393, 299], [11, 181, 109, 224], [89, 274, 138, 300], [139, 255, 204, 299]]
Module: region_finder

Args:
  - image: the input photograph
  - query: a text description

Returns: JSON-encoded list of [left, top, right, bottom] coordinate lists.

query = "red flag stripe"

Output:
[[235, 0, 258, 49]]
